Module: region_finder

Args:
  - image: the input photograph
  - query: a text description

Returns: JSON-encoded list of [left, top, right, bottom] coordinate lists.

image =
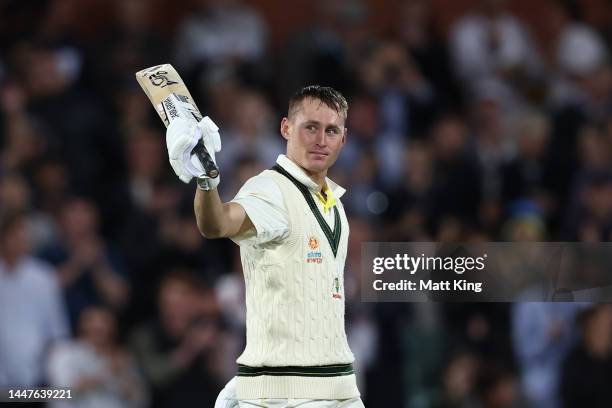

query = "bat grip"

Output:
[[192, 141, 219, 179]]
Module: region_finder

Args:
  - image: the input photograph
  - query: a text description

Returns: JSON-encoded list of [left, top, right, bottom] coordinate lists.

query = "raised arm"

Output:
[[164, 116, 255, 240], [194, 189, 254, 239]]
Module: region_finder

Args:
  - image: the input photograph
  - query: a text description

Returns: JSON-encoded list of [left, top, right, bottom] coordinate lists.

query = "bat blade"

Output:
[[135, 64, 219, 179]]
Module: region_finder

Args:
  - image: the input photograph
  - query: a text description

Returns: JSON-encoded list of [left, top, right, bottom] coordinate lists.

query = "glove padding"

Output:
[[166, 116, 222, 186]]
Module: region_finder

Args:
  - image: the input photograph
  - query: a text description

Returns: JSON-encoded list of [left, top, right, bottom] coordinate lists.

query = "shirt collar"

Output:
[[276, 154, 346, 199]]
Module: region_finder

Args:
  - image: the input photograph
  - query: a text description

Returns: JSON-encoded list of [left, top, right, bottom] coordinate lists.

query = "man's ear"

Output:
[[342, 128, 348, 145], [280, 117, 290, 141]]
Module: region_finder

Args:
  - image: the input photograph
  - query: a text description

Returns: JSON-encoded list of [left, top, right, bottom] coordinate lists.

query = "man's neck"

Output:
[[304, 169, 326, 190]]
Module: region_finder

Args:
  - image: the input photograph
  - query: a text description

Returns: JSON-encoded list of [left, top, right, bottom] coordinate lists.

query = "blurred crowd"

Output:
[[1, 0, 612, 407]]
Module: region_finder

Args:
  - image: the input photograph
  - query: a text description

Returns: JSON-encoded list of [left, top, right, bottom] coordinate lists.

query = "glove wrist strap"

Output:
[[196, 177, 217, 191]]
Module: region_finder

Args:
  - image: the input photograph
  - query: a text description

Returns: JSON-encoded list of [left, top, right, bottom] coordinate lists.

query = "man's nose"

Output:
[[315, 130, 327, 146]]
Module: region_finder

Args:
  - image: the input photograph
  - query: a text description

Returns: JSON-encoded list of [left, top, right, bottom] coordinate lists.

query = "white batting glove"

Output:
[[166, 117, 222, 186], [194, 116, 222, 190]]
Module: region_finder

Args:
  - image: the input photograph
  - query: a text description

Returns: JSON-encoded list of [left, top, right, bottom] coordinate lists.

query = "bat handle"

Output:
[[192, 141, 219, 179]]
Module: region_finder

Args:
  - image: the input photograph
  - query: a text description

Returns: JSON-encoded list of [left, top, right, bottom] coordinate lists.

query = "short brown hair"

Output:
[[288, 85, 348, 119]]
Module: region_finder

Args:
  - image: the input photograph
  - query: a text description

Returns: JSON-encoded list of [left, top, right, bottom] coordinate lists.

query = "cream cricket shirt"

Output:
[[229, 154, 359, 400]]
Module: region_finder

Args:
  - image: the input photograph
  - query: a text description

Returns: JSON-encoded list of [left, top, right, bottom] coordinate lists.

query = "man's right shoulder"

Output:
[[236, 170, 283, 199], [230, 170, 290, 245]]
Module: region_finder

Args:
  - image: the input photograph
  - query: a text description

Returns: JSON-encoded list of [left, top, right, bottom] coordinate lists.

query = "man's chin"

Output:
[[304, 159, 329, 173]]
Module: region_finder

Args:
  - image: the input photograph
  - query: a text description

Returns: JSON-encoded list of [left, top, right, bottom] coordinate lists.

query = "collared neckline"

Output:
[[276, 154, 346, 199], [271, 164, 342, 257]]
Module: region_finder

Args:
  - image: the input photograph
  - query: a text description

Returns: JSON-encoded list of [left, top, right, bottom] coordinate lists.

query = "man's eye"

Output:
[[306, 125, 317, 131], [327, 129, 339, 135]]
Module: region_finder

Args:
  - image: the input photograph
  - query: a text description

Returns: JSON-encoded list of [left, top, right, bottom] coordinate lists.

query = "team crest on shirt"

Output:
[[306, 235, 323, 263], [308, 236, 319, 250]]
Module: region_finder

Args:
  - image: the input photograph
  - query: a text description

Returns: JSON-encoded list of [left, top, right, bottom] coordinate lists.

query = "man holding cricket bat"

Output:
[[165, 85, 363, 407]]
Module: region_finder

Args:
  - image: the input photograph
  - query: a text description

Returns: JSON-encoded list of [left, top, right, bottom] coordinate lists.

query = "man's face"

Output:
[[0, 219, 30, 260], [281, 97, 347, 175]]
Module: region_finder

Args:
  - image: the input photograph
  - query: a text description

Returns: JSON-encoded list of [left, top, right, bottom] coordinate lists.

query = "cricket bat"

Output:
[[135, 64, 219, 179]]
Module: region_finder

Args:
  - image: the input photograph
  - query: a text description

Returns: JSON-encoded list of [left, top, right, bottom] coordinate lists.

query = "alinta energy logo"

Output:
[[306, 236, 323, 264]]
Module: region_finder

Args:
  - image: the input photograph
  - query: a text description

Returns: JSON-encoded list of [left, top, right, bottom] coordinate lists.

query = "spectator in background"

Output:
[[432, 351, 480, 408], [199, 65, 245, 127], [471, 84, 516, 202], [0, 212, 69, 386], [501, 110, 554, 215], [450, 0, 543, 111], [475, 363, 522, 408], [501, 201, 547, 242], [0, 81, 49, 176], [94, 0, 170, 101], [443, 301, 513, 369], [563, 170, 612, 241], [9, 43, 121, 196], [174, 0, 267, 73], [561, 304, 612, 408], [117, 123, 230, 324], [545, 0, 610, 110], [332, 93, 379, 178], [547, 82, 612, 213], [352, 40, 439, 196], [123, 125, 171, 214], [429, 114, 482, 226], [47, 306, 148, 408], [512, 302, 587, 408], [330, 93, 387, 218], [402, 300, 446, 408], [214, 251, 246, 380], [469, 82, 527, 235], [343, 153, 381, 220], [277, 0, 369, 106], [113, 84, 152, 134], [394, 0, 463, 110], [115, 126, 171, 323], [544, 0, 612, 202], [34, 0, 82, 60], [558, 124, 611, 241], [595, 0, 612, 50], [0, 172, 59, 252], [218, 88, 283, 195], [130, 270, 223, 408], [384, 141, 434, 241], [40, 198, 129, 329], [32, 158, 71, 218], [358, 40, 437, 139], [577, 124, 611, 174]]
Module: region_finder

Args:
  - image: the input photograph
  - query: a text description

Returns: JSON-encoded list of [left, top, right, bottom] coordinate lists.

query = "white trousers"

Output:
[[214, 377, 365, 408]]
